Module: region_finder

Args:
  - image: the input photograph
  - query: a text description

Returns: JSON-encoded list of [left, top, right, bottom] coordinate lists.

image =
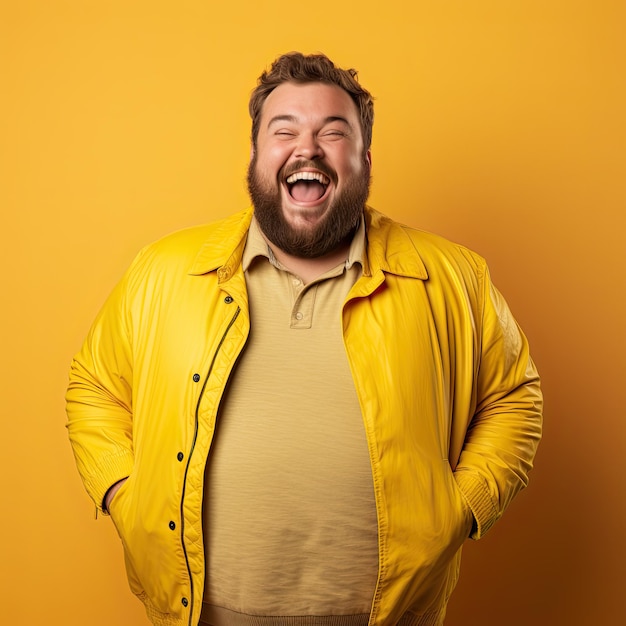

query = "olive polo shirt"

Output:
[[201, 216, 378, 625]]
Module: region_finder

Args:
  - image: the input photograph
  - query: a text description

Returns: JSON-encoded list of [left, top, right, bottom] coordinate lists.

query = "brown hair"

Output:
[[249, 52, 374, 151]]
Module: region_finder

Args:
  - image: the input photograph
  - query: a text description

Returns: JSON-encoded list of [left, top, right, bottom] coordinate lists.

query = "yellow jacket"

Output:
[[66, 207, 542, 626]]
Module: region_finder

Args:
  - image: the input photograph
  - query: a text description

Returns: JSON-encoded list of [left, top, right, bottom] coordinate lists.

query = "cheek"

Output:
[[339, 156, 367, 180], [331, 145, 367, 175], [257, 142, 291, 170]]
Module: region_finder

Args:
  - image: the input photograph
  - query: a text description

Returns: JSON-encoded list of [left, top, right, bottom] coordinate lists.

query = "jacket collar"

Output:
[[188, 209, 254, 278], [188, 206, 428, 281], [363, 206, 428, 280]]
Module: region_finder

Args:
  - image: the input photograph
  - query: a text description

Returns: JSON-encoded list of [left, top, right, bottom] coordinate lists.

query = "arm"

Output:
[[454, 269, 543, 539], [66, 268, 136, 515]]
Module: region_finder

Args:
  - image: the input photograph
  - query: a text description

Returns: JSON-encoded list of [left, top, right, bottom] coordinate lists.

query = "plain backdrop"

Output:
[[1, 1, 624, 625]]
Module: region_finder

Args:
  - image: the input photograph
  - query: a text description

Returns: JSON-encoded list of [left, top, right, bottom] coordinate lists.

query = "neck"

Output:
[[266, 240, 351, 284]]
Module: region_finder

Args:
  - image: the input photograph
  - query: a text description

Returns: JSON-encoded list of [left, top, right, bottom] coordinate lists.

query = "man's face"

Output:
[[247, 81, 371, 258]]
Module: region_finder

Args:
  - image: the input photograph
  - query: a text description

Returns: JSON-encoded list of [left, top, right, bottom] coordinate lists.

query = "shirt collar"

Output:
[[242, 214, 367, 273], [188, 206, 427, 282]]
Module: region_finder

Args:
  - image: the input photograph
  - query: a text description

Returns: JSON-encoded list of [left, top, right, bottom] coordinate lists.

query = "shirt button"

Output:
[[295, 312, 304, 320], [292, 278, 301, 286]]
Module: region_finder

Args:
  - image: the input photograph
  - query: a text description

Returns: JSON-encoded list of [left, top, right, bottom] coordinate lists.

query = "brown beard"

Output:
[[247, 156, 370, 259]]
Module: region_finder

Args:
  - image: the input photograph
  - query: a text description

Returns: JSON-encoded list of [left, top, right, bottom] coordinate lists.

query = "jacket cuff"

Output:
[[454, 469, 499, 539], [84, 450, 135, 514]]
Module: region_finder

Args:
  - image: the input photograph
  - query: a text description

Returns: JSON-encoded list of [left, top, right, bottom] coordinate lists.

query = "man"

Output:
[[66, 52, 542, 626]]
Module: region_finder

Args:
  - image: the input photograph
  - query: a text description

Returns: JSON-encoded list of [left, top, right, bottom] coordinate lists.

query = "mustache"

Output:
[[280, 160, 337, 185]]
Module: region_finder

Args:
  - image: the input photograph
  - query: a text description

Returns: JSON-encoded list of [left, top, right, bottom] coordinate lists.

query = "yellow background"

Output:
[[1, 1, 624, 624]]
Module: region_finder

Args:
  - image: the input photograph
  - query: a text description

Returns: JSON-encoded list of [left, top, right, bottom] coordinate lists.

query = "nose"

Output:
[[295, 132, 323, 160]]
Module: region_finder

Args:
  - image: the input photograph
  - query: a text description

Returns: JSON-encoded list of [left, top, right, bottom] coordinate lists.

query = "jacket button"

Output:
[[169, 521, 176, 530], [224, 295, 233, 304], [182, 597, 189, 607], [177, 452, 184, 462], [192, 373, 200, 382]]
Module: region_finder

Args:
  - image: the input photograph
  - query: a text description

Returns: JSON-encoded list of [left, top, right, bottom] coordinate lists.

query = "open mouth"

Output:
[[285, 171, 330, 203]]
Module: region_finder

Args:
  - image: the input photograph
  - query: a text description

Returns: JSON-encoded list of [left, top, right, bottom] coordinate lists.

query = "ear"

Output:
[[365, 149, 372, 169], [249, 144, 255, 162]]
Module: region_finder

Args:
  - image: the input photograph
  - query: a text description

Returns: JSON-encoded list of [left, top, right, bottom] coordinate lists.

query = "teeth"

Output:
[[286, 171, 329, 185]]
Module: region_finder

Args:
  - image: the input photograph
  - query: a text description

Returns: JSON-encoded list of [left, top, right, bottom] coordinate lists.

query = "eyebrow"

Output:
[[266, 115, 353, 129]]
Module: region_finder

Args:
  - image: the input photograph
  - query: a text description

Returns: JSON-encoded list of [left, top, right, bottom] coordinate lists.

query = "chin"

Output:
[[248, 161, 369, 259]]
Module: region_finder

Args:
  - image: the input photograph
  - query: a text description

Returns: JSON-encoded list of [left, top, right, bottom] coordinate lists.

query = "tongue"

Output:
[[290, 180, 325, 202]]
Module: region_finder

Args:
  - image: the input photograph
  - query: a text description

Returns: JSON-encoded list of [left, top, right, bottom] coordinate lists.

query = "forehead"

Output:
[[260, 81, 360, 126]]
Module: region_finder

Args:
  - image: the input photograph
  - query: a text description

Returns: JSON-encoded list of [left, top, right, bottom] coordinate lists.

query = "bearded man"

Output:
[[66, 52, 542, 626]]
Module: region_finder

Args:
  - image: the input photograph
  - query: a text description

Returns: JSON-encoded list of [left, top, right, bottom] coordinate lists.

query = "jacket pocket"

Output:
[[401, 459, 474, 615], [446, 460, 475, 542], [108, 476, 145, 596], [107, 475, 179, 613]]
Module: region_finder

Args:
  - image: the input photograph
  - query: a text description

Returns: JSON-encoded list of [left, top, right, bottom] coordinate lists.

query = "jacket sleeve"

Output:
[[454, 265, 543, 539], [66, 262, 137, 514]]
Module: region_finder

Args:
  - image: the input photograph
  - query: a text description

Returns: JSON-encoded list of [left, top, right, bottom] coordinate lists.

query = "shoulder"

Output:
[[128, 209, 252, 275], [365, 206, 488, 281]]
